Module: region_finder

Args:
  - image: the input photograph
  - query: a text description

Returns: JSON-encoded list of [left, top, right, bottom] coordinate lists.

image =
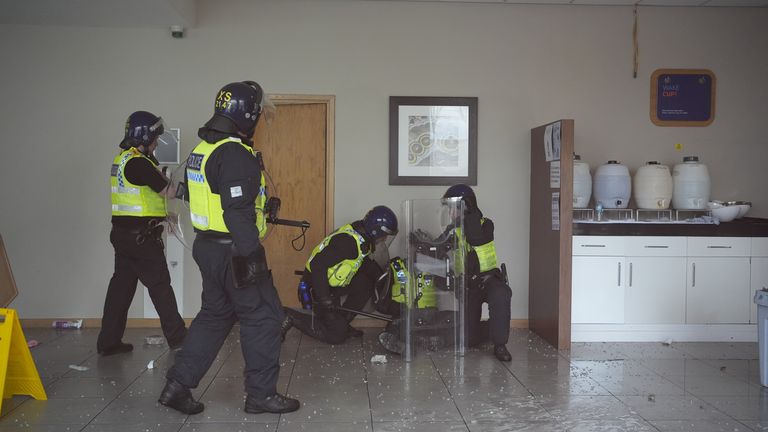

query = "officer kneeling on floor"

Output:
[[377, 185, 513, 362], [158, 81, 299, 415], [281, 206, 398, 344], [445, 184, 513, 361]]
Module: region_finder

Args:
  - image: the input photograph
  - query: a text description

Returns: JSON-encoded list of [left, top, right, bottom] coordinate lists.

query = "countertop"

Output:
[[573, 217, 768, 237]]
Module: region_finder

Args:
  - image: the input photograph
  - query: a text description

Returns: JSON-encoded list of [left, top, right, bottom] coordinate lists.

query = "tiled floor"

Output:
[[1, 326, 767, 431]]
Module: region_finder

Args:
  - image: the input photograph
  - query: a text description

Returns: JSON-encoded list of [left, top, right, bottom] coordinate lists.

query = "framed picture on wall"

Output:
[[389, 96, 478, 186]]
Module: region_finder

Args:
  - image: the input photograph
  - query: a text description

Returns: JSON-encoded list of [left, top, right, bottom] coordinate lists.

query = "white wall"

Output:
[[0, 0, 766, 320]]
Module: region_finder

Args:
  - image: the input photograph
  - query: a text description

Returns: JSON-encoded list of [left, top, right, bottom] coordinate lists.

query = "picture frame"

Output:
[[389, 96, 478, 186], [650, 68, 716, 127]]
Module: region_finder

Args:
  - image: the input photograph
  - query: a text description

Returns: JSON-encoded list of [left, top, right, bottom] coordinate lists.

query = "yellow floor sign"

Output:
[[0, 308, 46, 412]]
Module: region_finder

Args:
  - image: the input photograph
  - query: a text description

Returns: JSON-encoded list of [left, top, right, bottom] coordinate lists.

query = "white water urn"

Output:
[[634, 161, 673, 209], [573, 155, 592, 209], [672, 156, 710, 210], [593, 160, 631, 209]]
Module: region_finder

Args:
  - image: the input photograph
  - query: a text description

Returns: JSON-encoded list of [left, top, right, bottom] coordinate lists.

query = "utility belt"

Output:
[[112, 219, 164, 245], [470, 268, 502, 289], [195, 231, 234, 244]]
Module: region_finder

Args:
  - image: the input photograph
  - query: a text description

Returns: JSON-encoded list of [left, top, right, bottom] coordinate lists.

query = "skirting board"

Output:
[[20, 318, 530, 329], [572, 324, 758, 342]]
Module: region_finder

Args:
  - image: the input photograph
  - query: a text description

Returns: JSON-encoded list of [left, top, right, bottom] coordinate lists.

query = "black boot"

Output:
[[280, 314, 294, 342], [378, 331, 404, 355], [493, 344, 512, 362], [347, 325, 364, 338], [158, 380, 204, 415], [97, 342, 133, 356], [245, 393, 300, 414]]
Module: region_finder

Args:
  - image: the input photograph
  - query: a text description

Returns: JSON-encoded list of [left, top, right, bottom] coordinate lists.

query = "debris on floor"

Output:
[[147, 360, 155, 369], [370, 354, 387, 364], [26, 339, 39, 348], [145, 335, 165, 345], [68, 364, 89, 372], [52, 319, 83, 329]]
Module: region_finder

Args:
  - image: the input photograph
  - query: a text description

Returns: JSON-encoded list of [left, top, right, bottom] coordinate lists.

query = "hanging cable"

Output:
[[633, 4, 639, 79]]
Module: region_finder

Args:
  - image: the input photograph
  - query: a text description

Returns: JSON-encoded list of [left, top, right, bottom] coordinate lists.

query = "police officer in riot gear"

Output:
[[98, 111, 187, 356], [281, 206, 397, 344], [159, 81, 299, 415], [443, 184, 512, 362]]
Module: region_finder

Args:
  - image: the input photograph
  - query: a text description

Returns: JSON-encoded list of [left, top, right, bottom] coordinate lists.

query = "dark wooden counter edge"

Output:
[[573, 217, 768, 237]]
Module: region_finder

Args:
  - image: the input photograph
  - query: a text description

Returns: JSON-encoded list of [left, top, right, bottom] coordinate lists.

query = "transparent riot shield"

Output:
[[400, 198, 466, 361]]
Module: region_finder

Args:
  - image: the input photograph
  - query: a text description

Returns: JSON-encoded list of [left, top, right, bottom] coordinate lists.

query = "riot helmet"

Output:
[[362, 205, 398, 243], [442, 183, 477, 212], [120, 111, 164, 150], [203, 81, 275, 138]]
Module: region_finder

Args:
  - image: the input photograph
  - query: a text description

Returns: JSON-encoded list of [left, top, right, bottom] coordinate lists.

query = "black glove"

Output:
[[231, 245, 269, 289]]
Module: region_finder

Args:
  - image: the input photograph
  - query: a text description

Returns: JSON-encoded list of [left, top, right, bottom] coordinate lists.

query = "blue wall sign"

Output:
[[651, 69, 716, 127]]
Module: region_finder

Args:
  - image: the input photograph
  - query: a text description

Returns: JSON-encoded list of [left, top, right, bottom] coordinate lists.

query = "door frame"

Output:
[[269, 94, 335, 235]]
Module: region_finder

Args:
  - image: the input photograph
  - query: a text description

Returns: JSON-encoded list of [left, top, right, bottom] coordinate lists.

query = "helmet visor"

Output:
[[149, 116, 165, 139], [440, 197, 463, 227], [376, 233, 397, 250]]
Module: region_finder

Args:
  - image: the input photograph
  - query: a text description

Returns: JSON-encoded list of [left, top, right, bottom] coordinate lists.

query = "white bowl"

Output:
[[710, 205, 740, 222], [725, 201, 751, 218], [736, 204, 751, 218]]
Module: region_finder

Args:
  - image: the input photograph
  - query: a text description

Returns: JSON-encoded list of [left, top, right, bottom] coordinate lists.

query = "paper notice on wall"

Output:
[[544, 124, 554, 161], [550, 161, 560, 188], [552, 192, 560, 231], [552, 121, 561, 161]]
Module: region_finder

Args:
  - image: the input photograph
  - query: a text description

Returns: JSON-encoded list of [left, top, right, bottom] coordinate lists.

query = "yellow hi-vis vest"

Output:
[[186, 138, 267, 238], [389, 258, 437, 308], [306, 224, 368, 288], [110, 148, 167, 217], [456, 218, 498, 274]]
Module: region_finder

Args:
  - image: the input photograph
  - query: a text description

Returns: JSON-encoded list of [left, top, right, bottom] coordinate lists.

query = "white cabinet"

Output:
[[686, 237, 751, 324], [624, 237, 687, 324], [572, 236, 625, 324]]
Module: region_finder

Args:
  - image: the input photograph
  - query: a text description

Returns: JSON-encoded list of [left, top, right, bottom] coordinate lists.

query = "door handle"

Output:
[[692, 262, 696, 287], [644, 245, 669, 249], [707, 245, 732, 249], [629, 262, 633, 287], [618, 262, 622, 286]]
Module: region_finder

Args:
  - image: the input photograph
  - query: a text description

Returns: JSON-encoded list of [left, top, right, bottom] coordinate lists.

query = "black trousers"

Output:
[[466, 273, 512, 346], [287, 259, 379, 344], [97, 228, 186, 351], [166, 237, 284, 398]]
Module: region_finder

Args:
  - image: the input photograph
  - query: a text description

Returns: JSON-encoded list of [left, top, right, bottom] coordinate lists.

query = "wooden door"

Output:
[[253, 97, 334, 307]]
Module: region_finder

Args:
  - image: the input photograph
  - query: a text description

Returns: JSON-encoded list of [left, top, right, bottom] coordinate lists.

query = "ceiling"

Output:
[[0, 0, 765, 29]]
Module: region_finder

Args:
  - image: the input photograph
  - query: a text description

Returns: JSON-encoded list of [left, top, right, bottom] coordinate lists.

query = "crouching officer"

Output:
[[444, 184, 512, 362], [98, 111, 187, 356], [281, 206, 397, 344], [159, 81, 299, 415]]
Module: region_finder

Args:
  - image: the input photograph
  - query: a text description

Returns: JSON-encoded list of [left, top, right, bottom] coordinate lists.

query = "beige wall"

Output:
[[0, 0, 766, 320]]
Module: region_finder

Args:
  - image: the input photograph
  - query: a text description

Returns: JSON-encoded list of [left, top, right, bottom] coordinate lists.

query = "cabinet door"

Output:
[[625, 257, 686, 324], [686, 257, 751, 324], [572, 256, 625, 324], [752, 257, 768, 324]]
